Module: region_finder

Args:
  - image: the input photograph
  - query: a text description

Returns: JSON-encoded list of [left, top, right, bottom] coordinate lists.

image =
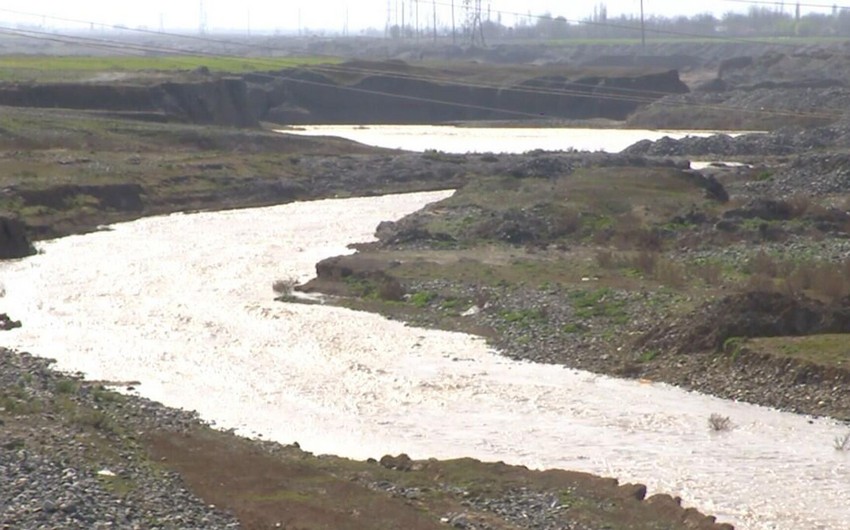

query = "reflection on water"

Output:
[[281, 124, 741, 154], [0, 190, 847, 530]]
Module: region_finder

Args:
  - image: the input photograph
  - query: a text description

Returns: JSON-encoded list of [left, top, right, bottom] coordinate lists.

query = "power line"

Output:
[[723, 0, 850, 11]]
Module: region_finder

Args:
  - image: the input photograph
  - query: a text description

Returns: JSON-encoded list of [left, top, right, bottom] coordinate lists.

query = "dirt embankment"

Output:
[[263, 61, 688, 124], [0, 76, 257, 127], [0, 60, 689, 127]]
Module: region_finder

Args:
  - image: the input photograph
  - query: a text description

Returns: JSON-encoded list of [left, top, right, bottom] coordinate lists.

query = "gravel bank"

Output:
[[0, 346, 239, 530]]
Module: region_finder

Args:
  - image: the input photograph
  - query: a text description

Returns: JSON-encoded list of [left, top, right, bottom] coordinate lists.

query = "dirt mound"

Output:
[[0, 313, 21, 330], [637, 291, 850, 355], [299, 254, 406, 301], [0, 215, 36, 259]]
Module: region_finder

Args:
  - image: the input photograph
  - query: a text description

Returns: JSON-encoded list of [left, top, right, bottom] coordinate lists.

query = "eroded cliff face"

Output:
[[0, 62, 689, 127], [260, 66, 689, 124], [0, 78, 257, 127]]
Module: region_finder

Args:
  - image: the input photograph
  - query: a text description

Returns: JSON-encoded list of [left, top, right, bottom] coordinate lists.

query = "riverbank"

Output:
[[4, 346, 739, 530], [296, 149, 850, 423]]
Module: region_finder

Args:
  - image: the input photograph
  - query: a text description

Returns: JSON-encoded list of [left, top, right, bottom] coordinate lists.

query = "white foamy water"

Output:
[[282, 125, 746, 154], [1, 191, 847, 530]]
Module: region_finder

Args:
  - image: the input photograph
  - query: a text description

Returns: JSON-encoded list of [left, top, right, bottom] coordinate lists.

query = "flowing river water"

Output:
[[1, 128, 847, 530], [282, 124, 748, 154]]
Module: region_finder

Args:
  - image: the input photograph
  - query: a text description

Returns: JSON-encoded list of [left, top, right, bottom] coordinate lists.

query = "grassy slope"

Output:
[[742, 335, 850, 367]]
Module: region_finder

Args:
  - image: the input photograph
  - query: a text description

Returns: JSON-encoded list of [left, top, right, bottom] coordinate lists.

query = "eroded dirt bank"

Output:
[[0, 60, 689, 127]]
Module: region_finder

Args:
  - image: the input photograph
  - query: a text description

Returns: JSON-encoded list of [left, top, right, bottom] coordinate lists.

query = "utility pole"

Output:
[[415, 0, 420, 41], [451, 0, 457, 44], [640, 0, 646, 50], [386, 0, 391, 38], [433, 0, 438, 43], [199, 1, 208, 35]]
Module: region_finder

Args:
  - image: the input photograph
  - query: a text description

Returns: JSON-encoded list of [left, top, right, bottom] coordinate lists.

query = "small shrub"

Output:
[[746, 273, 776, 293], [692, 260, 725, 286], [473, 289, 491, 309], [746, 250, 778, 277], [708, 413, 733, 432], [723, 337, 745, 361], [627, 251, 658, 276], [75, 409, 117, 434], [834, 432, 850, 451], [786, 193, 812, 218], [55, 379, 79, 395], [627, 228, 664, 252], [809, 263, 850, 302], [594, 249, 615, 269], [273, 278, 298, 297], [551, 207, 581, 236], [653, 258, 687, 289], [376, 277, 405, 301]]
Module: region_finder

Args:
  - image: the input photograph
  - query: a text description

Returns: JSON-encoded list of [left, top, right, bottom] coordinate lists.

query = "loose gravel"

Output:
[[0, 346, 239, 530]]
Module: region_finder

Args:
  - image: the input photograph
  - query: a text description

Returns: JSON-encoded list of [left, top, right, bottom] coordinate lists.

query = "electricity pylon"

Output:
[[464, 0, 485, 47]]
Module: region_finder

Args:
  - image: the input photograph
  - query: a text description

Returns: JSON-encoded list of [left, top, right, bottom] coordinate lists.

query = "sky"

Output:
[[0, 1, 840, 33]]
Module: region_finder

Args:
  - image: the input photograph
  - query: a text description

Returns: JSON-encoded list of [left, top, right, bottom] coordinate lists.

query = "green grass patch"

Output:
[[409, 290, 437, 308], [638, 350, 659, 363], [743, 335, 850, 368], [569, 288, 628, 323], [562, 322, 587, 334], [500, 308, 547, 325], [99, 474, 137, 497]]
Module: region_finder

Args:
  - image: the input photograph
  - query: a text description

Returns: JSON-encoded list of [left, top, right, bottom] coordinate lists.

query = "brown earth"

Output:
[[146, 426, 731, 530]]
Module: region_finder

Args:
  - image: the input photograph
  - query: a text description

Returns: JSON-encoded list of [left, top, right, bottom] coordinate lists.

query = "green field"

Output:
[[0, 54, 340, 82]]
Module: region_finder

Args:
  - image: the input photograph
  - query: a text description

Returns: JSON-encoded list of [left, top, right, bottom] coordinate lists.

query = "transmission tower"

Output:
[[464, 0, 485, 47]]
